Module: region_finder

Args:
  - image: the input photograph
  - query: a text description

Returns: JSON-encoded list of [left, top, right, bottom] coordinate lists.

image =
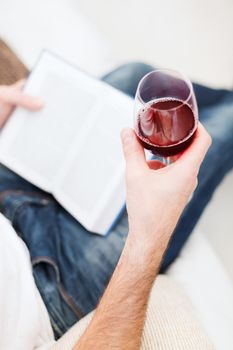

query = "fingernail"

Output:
[[121, 128, 134, 143], [33, 97, 44, 107]]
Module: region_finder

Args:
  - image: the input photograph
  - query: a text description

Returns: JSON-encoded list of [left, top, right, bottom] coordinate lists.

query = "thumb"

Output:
[[121, 128, 146, 172]]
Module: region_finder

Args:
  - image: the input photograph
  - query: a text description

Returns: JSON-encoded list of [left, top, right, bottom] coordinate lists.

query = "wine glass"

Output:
[[134, 69, 198, 165]]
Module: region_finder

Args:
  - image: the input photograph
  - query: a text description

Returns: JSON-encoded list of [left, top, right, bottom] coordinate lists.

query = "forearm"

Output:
[[72, 125, 210, 349], [73, 231, 170, 350]]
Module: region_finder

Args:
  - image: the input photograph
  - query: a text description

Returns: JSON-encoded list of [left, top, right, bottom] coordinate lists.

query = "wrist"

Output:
[[123, 230, 169, 272], [128, 224, 171, 249]]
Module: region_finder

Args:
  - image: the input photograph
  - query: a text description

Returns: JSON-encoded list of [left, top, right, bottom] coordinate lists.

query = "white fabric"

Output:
[[168, 230, 233, 350], [0, 213, 54, 350]]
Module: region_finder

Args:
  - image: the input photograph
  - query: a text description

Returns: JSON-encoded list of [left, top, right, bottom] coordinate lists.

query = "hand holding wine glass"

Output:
[[134, 69, 198, 164], [121, 123, 211, 243]]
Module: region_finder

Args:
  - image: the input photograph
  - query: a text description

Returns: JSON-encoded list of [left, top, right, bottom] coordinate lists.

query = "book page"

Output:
[[0, 51, 134, 234], [0, 53, 99, 192], [55, 98, 132, 233]]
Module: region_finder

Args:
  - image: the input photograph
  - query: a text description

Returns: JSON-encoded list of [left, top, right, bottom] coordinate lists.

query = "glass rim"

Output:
[[137, 68, 195, 110]]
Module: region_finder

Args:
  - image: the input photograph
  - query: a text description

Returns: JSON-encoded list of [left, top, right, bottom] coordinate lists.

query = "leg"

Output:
[[192, 82, 230, 109], [102, 62, 154, 97], [102, 62, 230, 108]]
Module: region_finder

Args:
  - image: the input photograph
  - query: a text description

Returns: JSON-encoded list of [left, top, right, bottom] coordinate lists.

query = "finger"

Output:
[[121, 128, 147, 172], [147, 159, 165, 170], [0, 105, 12, 128], [170, 154, 180, 162], [0, 88, 43, 110], [177, 122, 212, 171], [12, 79, 26, 90]]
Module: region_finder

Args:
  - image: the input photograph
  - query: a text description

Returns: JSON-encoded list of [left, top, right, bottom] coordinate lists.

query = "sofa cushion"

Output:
[[0, 0, 110, 76], [47, 275, 214, 350], [168, 230, 233, 350]]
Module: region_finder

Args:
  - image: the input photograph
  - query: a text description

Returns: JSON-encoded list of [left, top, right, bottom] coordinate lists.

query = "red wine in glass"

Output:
[[134, 69, 198, 163], [135, 98, 198, 157]]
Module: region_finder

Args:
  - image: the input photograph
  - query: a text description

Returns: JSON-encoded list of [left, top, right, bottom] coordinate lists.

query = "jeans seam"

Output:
[[46, 296, 69, 338], [0, 189, 52, 202], [0, 190, 52, 224], [32, 256, 83, 319]]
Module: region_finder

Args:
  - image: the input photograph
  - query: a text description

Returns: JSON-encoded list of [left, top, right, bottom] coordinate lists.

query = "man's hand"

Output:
[[0, 80, 43, 128], [122, 124, 211, 255], [73, 124, 211, 350]]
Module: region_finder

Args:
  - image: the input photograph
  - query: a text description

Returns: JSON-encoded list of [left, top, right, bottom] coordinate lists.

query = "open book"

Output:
[[0, 51, 134, 235]]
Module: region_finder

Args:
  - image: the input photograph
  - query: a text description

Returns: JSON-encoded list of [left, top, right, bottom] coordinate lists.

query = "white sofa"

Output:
[[0, 1, 233, 348]]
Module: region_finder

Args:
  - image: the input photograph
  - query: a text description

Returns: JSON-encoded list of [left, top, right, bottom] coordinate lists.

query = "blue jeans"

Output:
[[0, 63, 232, 338]]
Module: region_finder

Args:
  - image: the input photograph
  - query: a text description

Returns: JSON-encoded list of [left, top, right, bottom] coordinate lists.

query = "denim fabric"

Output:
[[0, 63, 232, 338]]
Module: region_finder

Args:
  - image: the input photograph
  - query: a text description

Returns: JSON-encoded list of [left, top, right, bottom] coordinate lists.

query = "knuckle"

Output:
[[189, 177, 198, 193], [203, 128, 212, 146], [189, 174, 198, 192], [179, 172, 198, 196], [194, 178, 198, 189], [208, 133, 212, 146], [180, 166, 198, 184]]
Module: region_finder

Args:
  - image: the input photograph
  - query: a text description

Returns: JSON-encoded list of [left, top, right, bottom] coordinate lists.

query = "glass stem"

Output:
[[162, 157, 172, 166]]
